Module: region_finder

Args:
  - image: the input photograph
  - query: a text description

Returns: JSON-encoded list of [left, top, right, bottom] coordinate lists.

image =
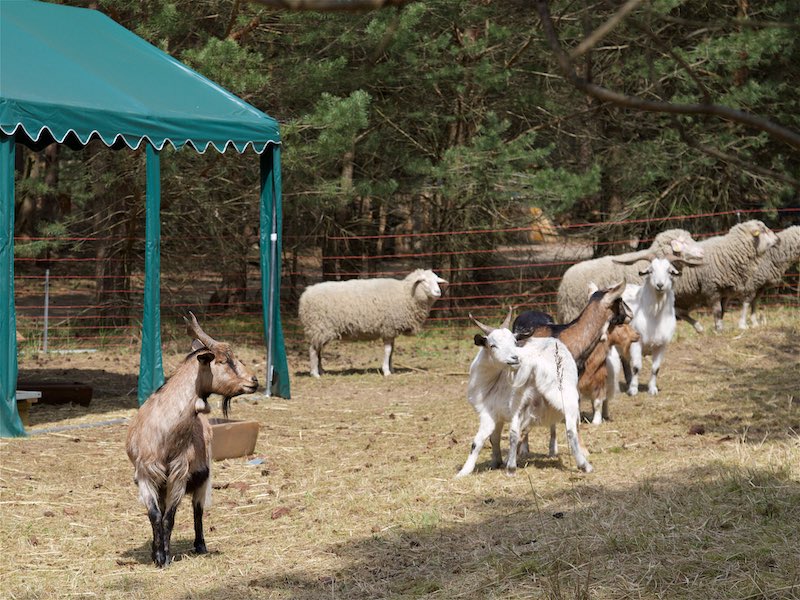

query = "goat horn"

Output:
[[500, 306, 513, 330], [184, 311, 218, 349], [468, 313, 493, 335]]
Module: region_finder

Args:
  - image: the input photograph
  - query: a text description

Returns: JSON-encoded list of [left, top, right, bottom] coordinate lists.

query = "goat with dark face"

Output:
[[125, 313, 257, 567], [510, 282, 631, 450]]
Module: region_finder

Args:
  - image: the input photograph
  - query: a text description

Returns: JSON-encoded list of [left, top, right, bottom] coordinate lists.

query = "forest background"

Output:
[[11, 0, 800, 343]]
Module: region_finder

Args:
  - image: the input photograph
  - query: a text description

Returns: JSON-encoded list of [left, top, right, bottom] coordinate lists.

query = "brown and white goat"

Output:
[[512, 280, 630, 454], [580, 321, 639, 425], [126, 313, 258, 567]]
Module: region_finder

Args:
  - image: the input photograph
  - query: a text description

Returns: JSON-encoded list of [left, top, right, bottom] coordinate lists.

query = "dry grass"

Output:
[[1, 308, 799, 599]]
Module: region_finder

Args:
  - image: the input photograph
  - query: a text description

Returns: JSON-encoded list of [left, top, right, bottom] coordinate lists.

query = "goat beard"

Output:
[[222, 396, 232, 419]]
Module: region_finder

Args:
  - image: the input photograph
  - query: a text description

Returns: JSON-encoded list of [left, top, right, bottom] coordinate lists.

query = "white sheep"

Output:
[[673, 220, 779, 332], [612, 255, 697, 396], [298, 269, 447, 377], [456, 311, 592, 478], [557, 229, 704, 322], [732, 225, 800, 329]]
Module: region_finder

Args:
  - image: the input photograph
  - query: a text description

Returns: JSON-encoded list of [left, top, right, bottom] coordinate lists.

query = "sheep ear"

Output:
[[474, 334, 487, 347], [196, 351, 215, 365]]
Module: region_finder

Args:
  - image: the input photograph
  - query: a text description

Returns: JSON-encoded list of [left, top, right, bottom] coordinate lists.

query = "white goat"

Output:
[[613, 255, 697, 396], [456, 311, 592, 478]]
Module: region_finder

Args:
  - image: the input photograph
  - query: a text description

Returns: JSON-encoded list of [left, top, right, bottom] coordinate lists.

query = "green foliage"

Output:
[[181, 38, 270, 97]]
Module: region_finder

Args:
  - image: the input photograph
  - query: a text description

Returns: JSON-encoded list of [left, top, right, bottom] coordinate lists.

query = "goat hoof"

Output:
[[580, 463, 594, 474], [194, 543, 208, 555], [153, 551, 168, 568], [505, 467, 517, 477]]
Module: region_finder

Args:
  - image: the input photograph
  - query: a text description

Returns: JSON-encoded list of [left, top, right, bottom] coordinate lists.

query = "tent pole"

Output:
[[0, 134, 25, 437], [259, 146, 290, 399], [137, 143, 164, 404]]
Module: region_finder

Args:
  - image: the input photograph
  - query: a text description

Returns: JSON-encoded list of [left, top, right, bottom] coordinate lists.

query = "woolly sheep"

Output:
[[673, 220, 779, 332], [298, 269, 447, 377], [732, 225, 800, 329], [557, 229, 704, 323]]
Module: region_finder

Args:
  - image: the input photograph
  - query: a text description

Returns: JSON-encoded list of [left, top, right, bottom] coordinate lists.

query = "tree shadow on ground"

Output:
[[676, 327, 799, 442], [177, 463, 800, 600], [18, 367, 139, 427], [293, 367, 416, 377]]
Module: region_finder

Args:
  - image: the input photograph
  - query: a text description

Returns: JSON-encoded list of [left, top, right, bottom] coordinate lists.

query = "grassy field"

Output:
[[1, 308, 799, 599]]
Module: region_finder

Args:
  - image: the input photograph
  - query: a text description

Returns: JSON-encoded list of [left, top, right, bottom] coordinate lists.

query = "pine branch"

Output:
[[534, 0, 800, 150]]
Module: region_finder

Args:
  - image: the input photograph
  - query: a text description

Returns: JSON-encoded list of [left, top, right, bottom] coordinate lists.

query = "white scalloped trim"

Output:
[[0, 122, 279, 154]]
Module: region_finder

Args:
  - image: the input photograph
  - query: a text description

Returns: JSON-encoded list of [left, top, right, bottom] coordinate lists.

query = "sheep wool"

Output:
[[557, 229, 703, 322], [673, 220, 779, 332], [735, 225, 800, 328], [299, 269, 446, 377]]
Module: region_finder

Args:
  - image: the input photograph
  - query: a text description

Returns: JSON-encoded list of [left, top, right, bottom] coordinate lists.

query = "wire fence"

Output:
[[13, 209, 800, 352]]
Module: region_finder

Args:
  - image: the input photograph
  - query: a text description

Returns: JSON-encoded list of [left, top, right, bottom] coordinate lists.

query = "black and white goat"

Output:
[[456, 310, 592, 477]]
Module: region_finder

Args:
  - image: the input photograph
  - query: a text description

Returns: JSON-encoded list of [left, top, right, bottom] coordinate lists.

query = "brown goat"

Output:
[[125, 313, 258, 567], [580, 322, 639, 425], [512, 280, 630, 456]]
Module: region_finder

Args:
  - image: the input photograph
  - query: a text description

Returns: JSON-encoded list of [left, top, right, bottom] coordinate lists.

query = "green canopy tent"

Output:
[[0, 0, 290, 437]]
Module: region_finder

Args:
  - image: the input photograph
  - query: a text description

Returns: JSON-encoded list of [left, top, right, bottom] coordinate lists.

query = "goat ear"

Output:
[[190, 339, 206, 352], [196, 351, 215, 365], [602, 280, 625, 303], [474, 334, 487, 347]]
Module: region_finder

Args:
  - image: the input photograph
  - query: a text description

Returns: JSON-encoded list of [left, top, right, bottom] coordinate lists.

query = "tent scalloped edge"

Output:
[[0, 122, 280, 154]]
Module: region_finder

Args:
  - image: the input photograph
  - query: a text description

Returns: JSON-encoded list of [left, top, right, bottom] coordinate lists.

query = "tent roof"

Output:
[[0, 0, 280, 153]]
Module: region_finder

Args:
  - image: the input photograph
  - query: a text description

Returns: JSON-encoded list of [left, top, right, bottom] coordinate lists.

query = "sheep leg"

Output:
[[548, 424, 558, 457], [738, 301, 751, 330], [381, 338, 394, 376], [648, 345, 666, 396], [751, 295, 765, 327], [676, 307, 704, 333], [711, 297, 724, 332], [309, 344, 323, 378], [456, 413, 497, 478], [627, 341, 642, 396]]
